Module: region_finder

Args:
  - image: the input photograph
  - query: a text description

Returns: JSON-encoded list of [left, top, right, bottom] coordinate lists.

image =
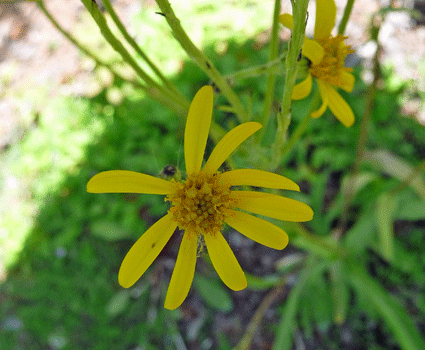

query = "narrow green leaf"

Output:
[[105, 290, 131, 317], [90, 220, 132, 241], [394, 192, 425, 220], [343, 207, 376, 253], [194, 275, 234, 312], [330, 260, 349, 324], [273, 259, 328, 350], [364, 150, 425, 201], [245, 273, 280, 291], [348, 260, 425, 350], [376, 193, 397, 262]]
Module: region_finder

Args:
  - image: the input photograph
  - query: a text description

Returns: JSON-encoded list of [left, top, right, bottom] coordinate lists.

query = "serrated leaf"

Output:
[[90, 220, 133, 241], [194, 275, 234, 312]]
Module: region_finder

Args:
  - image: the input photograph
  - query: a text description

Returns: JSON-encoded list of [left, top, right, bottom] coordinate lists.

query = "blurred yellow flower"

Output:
[[280, 0, 355, 127], [87, 86, 313, 310]]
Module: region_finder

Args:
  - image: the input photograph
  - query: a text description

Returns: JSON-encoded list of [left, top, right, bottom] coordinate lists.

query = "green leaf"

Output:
[[343, 207, 376, 254], [348, 260, 425, 350], [376, 193, 397, 262], [394, 192, 425, 220], [105, 290, 131, 318], [363, 150, 425, 201], [193, 274, 234, 312], [245, 273, 280, 291], [329, 260, 349, 324], [90, 220, 133, 241], [273, 259, 329, 350]]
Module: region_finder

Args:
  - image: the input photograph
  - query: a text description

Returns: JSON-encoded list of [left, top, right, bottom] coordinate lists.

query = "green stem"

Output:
[[225, 53, 285, 82], [272, 90, 320, 170], [258, 0, 282, 138], [80, 0, 188, 112], [338, 0, 355, 35], [272, 0, 309, 166], [37, 0, 186, 116], [155, 0, 249, 123], [100, 0, 186, 102]]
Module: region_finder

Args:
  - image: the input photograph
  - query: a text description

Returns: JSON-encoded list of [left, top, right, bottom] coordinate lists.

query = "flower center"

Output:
[[165, 171, 237, 237], [309, 34, 354, 88]]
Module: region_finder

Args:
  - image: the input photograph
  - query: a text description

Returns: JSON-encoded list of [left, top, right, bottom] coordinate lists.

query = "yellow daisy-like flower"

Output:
[[279, 0, 355, 127], [87, 86, 313, 310]]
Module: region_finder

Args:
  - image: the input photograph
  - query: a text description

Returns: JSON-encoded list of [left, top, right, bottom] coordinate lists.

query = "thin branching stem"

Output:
[[155, 0, 249, 123], [37, 0, 187, 116], [101, 0, 186, 101], [80, 0, 188, 111]]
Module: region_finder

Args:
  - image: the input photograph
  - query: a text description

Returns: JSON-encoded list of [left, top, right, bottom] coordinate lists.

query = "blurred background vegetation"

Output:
[[1, 0, 425, 349]]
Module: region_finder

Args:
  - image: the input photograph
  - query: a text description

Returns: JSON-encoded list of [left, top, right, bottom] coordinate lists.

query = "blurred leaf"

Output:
[[363, 150, 425, 201], [349, 260, 425, 350], [273, 259, 328, 350], [394, 191, 425, 220], [376, 193, 397, 262], [343, 206, 376, 254], [245, 273, 281, 291], [105, 290, 131, 318], [341, 171, 378, 200], [193, 274, 234, 312], [274, 253, 305, 274], [90, 220, 133, 241], [329, 260, 349, 324]]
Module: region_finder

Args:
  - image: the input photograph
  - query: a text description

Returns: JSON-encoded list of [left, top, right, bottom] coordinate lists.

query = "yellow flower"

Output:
[[279, 0, 355, 127], [87, 86, 313, 310]]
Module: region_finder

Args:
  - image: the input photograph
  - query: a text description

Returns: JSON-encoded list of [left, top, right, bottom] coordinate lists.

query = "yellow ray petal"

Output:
[[326, 85, 355, 127], [225, 210, 289, 250], [204, 232, 247, 291], [203, 122, 262, 174], [314, 0, 337, 40], [185, 85, 214, 174], [221, 169, 300, 191], [118, 214, 177, 288], [279, 13, 293, 30], [302, 38, 325, 65], [292, 74, 313, 100], [87, 170, 174, 194], [311, 80, 329, 118], [164, 232, 198, 310], [232, 191, 313, 222], [339, 71, 355, 93]]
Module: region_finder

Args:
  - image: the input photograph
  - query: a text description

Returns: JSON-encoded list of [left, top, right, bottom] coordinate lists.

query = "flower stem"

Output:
[[338, 0, 355, 35], [259, 0, 282, 138], [272, 0, 310, 166], [100, 0, 186, 101], [154, 0, 249, 123]]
